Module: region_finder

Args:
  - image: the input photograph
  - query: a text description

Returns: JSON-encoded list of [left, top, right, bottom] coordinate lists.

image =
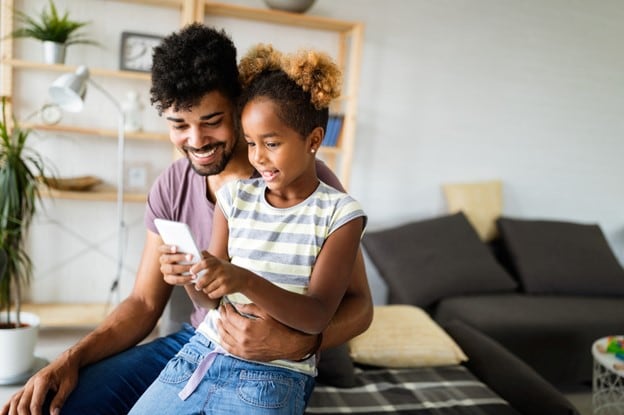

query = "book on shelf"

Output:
[[322, 114, 344, 147]]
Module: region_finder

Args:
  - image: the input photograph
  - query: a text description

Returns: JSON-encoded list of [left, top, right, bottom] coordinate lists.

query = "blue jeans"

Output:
[[46, 324, 194, 415], [128, 332, 314, 415]]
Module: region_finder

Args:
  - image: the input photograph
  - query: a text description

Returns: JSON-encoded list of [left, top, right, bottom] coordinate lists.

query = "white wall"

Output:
[[332, 0, 624, 260], [15, 0, 624, 303]]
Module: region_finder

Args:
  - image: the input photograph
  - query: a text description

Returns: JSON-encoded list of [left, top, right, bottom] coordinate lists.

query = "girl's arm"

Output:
[[195, 208, 365, 334]]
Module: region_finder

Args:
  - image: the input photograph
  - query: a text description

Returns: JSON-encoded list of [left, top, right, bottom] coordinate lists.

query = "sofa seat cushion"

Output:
[[434, 294, 624, 386]]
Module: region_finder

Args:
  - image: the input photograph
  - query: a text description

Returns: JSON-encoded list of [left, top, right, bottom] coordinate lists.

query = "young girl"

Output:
[[130, 44, 366, 415]]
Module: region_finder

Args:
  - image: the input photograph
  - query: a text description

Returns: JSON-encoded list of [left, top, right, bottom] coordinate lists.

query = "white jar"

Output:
[[121, 91, 143, 132]]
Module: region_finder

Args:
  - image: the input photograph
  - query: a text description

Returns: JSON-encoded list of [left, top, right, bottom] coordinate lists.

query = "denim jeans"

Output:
[[45, 324, 194, 415], [128, 332, 315, 415]]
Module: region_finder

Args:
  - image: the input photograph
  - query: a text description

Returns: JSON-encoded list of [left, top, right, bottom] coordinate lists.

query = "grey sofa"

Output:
[[161, 233, 581, 415], [362, 212, 624, 387]]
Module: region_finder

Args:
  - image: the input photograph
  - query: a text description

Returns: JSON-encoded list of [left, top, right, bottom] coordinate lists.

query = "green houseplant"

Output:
[[0, 96, 49, 379], [9, 0, 98, 64], [0, 96, 48, 327]]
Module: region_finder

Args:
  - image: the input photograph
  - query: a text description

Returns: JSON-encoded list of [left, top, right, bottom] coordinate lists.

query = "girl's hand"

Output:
[[158, 243, 196, 286], [191, 252, 249, 298]]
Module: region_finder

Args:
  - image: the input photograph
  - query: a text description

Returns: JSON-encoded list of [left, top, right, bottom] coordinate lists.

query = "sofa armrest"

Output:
[[442, 320, 579, 415]]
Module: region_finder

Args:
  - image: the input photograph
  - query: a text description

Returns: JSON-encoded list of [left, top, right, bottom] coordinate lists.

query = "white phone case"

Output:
[[154, 219, 202, 264]]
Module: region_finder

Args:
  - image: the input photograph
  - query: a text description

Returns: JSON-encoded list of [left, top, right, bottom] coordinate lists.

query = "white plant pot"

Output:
[[42, 41, 66, 64], [0, 312, 40, 380]]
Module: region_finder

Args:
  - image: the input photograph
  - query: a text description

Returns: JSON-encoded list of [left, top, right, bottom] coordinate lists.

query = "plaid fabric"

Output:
[[306, 366, 520, 415]]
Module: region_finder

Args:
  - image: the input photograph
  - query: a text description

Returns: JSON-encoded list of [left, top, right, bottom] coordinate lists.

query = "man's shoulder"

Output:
[[166, 158, 193, 177], [153, 158, 195, 188], [315, 159, 343, 192]]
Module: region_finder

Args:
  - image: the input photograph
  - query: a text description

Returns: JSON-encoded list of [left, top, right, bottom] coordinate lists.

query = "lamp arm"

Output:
[[88, 78, 126, 302]]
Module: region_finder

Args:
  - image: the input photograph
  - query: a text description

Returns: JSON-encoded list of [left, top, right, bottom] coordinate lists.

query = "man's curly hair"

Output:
[[238, 44, 341, 138], [150, 23, 241, 114]]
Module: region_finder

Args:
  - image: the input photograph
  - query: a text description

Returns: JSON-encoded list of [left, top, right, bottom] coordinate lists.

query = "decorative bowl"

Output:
[[263, 0, 316, 13], [39, 175, 102, 191]]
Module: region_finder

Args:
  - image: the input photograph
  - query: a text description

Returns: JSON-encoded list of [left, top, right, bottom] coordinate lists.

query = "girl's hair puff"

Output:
[[238, 44, 342, 139], [283, 49, 342, 110], [238, 44, 283, 89]]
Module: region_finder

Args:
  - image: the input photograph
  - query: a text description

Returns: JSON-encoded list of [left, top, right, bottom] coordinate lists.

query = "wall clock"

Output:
[[40, 103, 62, 125], [119, 32, 164, 73]]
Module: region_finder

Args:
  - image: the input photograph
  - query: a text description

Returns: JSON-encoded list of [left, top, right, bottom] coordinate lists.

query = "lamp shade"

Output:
[[48, 65, 90, 112]]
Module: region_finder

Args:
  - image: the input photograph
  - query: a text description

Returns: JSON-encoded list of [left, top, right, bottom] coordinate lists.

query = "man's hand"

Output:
[[1, 351, 79, 415], [158, 244, 195, 286], [217, 303, 317, 362]]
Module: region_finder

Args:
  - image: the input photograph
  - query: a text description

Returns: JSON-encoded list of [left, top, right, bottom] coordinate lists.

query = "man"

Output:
[[1, 23, 372, 415]]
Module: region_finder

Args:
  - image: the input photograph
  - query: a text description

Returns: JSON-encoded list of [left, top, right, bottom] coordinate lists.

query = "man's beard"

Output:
[[184, 141, 234, 176]]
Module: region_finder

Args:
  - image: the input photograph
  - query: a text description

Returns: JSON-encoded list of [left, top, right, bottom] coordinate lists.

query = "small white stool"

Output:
[[592, 336, 624, 415]]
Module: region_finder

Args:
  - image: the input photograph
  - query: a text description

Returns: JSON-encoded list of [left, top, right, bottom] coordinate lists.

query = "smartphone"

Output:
[[154, 219, 202, 279]]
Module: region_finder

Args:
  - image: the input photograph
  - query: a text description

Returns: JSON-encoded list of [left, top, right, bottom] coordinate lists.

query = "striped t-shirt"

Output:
[[197, 177, 366, 375]]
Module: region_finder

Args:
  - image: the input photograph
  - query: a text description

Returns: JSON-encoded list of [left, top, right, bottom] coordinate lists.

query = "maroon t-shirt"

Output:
[[144, 157, 344, 327]]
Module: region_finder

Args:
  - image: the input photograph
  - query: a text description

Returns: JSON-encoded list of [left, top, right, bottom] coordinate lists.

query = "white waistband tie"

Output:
[[178, 345, 225, 401]]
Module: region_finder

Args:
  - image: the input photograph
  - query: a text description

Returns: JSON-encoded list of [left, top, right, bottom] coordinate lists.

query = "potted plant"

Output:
[[0, 96, 50, 380], [9, 0, 98, 64]]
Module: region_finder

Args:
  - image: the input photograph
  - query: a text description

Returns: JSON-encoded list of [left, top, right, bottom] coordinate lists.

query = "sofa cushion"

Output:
[[434, 294, 624, 386], [497, 217, 624, 295], [362, 212, 517, 308], [316, 344, 356, 388], [443, 319, 580, 415], [442, 180, 503, 241], [348, 305, 467, 368]]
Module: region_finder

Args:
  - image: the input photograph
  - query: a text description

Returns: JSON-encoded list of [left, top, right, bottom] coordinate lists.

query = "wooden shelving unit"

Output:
[[22, 122, 169, 142], [18, 303, 112, 328], [199, 0, 364, 187], [0, 0, 363, 325], [1, 0, 363, 191]]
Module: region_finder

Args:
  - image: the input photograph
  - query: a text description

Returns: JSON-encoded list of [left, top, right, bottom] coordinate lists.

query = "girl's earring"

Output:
[[311, 148, 316, 154]]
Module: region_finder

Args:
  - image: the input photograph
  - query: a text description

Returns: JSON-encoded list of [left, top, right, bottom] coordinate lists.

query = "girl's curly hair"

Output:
[[238, 44, 342, 138]]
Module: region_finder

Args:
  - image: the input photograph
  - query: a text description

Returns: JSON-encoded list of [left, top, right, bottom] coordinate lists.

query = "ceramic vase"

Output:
[[0, 312, 40, 381]]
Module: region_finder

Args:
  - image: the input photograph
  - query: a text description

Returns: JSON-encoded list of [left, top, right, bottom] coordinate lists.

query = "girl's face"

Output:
[[241, 98, 321, 202]]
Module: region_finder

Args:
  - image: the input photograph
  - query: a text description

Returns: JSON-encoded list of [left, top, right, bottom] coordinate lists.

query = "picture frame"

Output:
[[119, 32, 163, 73]]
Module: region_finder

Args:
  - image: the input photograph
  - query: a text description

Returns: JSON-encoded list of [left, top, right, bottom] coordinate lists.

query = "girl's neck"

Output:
[[265, 168, 319, 209]]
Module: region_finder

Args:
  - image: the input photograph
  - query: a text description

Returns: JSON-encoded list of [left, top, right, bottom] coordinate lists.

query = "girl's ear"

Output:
[[308, 126, 324, 153]]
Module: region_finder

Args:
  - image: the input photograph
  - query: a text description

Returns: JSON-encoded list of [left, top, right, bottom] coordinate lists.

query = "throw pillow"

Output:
[[348, 305, 468, 368], [362, 212, 517, 308], [442, 180, 503, 242], [497, 217, 624, 295], [316, 344, 356, 388]]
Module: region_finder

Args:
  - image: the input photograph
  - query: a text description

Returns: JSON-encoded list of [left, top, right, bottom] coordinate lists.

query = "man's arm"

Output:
[[217, 246, 373, 361], [1, 231, 172, 415]]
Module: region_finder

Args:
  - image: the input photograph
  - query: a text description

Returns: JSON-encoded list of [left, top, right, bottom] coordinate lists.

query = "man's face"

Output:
[[164, 91, 239, 176]]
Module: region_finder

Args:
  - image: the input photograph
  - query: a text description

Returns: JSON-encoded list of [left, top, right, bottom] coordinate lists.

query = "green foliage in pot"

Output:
[[0, 97, 50, 328], [10, 0, 98, 46]]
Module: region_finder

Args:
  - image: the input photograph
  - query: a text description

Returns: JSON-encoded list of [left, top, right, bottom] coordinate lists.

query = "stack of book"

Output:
[[322, 114, 343, 147]]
